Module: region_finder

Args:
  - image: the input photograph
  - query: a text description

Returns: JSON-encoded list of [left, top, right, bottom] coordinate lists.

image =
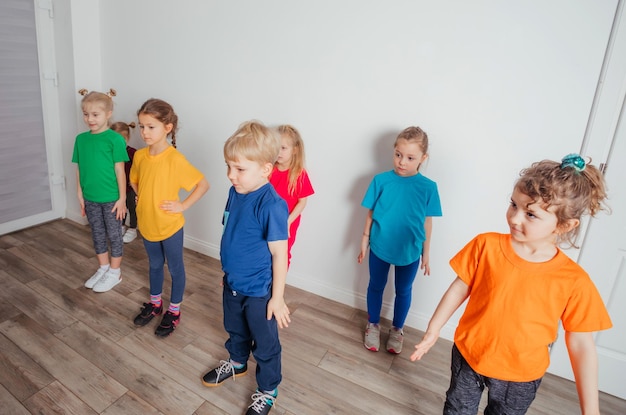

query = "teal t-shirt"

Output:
[[361, 170, 442, 266], [72, 128, 129, 202]]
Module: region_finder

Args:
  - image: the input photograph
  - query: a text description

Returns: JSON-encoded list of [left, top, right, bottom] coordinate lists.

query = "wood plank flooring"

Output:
[[0, 219, 624, 414]]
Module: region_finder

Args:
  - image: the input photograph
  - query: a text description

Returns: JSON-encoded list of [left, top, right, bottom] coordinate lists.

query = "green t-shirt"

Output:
[[72, 128, 129, 202]]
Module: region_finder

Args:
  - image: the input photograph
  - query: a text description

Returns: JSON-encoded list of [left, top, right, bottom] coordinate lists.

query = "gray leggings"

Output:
[[444, 344, 542, 415], [84, 200, 123, 258]]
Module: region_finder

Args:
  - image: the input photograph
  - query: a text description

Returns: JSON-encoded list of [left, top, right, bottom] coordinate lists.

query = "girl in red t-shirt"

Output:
[[269, 125, 315, 267]]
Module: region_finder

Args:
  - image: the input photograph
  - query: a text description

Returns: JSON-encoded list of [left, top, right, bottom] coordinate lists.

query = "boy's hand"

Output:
[[267, 296, 291, 328]]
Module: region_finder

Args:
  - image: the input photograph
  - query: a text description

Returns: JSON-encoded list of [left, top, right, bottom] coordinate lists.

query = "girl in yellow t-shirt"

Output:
[[411, 154, 612, 415], [129, 98, 209, 337]]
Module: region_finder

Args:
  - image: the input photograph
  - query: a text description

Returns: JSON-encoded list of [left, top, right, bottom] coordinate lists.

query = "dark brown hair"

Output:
[[137, 98, 179, 147]]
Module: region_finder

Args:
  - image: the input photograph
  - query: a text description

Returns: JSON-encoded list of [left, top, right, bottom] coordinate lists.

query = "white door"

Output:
[[0, 0, 65, 235], [577, 113, 626, 400], [547, 1, 626, 399], [547, 98, 626, 401]]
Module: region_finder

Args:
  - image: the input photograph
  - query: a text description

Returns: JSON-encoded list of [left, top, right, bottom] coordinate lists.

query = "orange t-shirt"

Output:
[[450, 233, 612, 382]]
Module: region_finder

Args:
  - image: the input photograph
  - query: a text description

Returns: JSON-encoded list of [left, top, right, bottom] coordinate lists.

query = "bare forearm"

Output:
[[114, 162, 126, 202], [181, 178, 209, 211], [566, 331, 600, 415], [288, 198, 307, 226], [422, 216, 433, 256], [426, 277, 469, 335], [269, 240, 288, 298]]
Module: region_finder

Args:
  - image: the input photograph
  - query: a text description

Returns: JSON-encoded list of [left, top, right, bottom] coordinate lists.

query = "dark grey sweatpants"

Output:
[[444, 344, 542, 415]]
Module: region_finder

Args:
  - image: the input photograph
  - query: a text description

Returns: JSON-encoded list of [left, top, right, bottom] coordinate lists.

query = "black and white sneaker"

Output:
[[201, 360, 248, 387], [245, 390, 276, 415]]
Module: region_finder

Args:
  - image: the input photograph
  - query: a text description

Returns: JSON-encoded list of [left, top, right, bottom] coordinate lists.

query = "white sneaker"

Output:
[[364, 322, 381, 352], [123, 228, 137, 243], [92, 270, 122, 293], [85, 267, 107, 289], [386, 327, 404, 354]]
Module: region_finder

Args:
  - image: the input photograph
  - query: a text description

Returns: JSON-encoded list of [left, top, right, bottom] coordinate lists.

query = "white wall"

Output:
[[59, 0, 617, 338]]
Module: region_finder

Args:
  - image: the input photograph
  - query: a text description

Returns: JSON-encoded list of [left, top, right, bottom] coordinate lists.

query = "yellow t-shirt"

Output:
[[130, 146, 204, 242], [451, 232, 612, 382]]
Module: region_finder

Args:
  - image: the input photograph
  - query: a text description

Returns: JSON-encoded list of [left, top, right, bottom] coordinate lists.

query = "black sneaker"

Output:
[[133, 302, 163, 326], [155, 311, 180, 337], [245, 390, 276, 415], [201, 360, 247, 387]]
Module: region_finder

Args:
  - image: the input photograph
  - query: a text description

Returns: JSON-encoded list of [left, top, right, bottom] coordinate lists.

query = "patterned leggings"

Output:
[[84, 200, 123, 257]]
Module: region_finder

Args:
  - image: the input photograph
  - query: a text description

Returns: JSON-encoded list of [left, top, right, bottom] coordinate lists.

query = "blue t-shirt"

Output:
[[220, 183, 289, 297], [361, 170, 442, 266]]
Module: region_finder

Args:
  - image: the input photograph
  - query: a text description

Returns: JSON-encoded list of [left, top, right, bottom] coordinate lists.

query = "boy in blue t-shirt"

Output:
[[202, 121, 289, 415]]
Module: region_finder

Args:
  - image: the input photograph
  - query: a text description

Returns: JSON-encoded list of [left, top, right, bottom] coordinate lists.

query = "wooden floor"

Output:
[[0, 220, 624, 415]]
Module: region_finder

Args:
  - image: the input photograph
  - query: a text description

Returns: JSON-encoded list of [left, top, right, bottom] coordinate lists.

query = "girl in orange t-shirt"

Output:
[[411, 154, 612, 415]]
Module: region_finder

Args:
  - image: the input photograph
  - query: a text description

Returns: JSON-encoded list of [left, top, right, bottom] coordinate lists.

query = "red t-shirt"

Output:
[[269, 167, 314, 213], [269, 167, 315, 254]]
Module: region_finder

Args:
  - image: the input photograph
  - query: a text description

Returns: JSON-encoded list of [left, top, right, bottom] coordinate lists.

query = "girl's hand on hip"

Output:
[[160, 200, 183, 213]]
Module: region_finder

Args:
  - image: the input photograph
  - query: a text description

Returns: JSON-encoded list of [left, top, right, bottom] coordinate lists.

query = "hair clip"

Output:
[[78, 88, 88, 96], [560, 153, 586, 172], [128, 122, 136, 128]]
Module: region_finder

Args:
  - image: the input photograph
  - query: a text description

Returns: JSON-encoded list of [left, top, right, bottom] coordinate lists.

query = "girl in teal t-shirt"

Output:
[[357, 126, 442, 354]]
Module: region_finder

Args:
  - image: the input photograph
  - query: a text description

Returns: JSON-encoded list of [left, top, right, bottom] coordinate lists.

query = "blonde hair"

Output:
[[224, 121, 280, 165], [515, 158, 609, 248], [80, 91, 114, 113], [277, 124, 307, 196], [110, 121, 135, 140], [395, 126, 429, 154]]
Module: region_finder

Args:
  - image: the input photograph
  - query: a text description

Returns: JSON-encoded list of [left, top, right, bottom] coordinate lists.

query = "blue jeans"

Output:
[[142, 227, 186, 304], [445, 344, 542, 415], [222, 277, 282, 392], [367, 250, 420, 328]]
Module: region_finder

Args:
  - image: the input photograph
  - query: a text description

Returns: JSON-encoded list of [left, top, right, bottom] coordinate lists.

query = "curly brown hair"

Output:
[[515, 158, 609, 248]]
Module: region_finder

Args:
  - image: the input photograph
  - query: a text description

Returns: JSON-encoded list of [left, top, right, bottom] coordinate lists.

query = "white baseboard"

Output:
[[286, 269, 457, 341], [184, 234, 220, 258], [66, 210, 88, 225]]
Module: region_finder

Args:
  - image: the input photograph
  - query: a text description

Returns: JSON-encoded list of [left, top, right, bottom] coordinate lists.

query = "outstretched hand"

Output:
[[410, 331, 439, 362]]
